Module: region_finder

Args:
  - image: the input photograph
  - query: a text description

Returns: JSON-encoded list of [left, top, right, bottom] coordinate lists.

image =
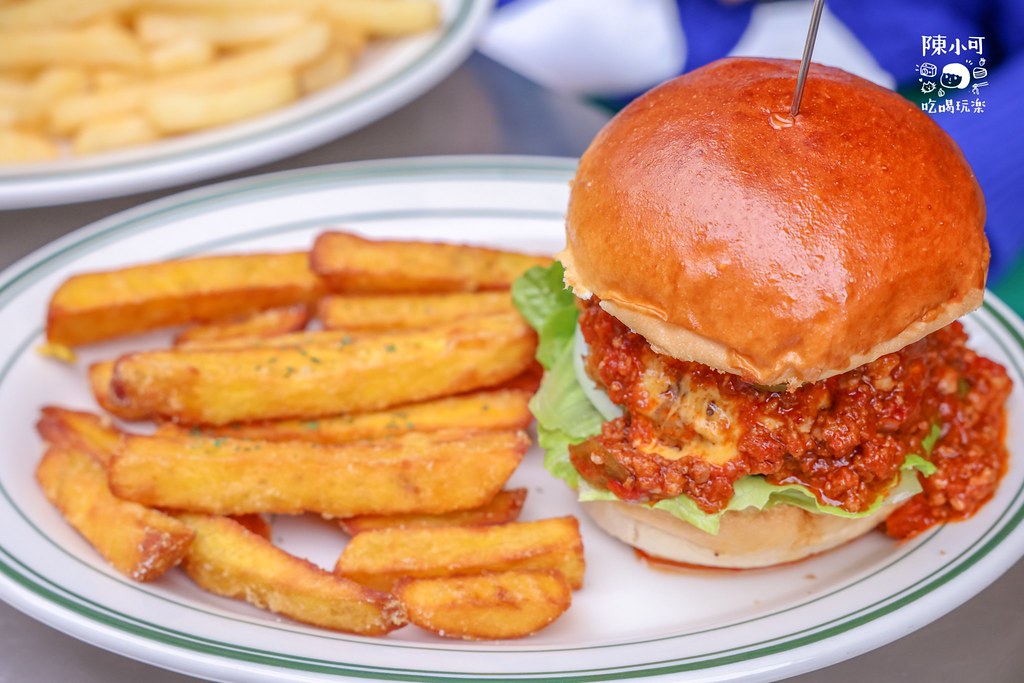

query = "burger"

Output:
[[512, 57, 1013, 568]]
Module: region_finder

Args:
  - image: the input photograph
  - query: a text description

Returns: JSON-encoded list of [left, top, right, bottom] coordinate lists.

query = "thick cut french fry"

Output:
[[36, 446, 193, 581], [177, 512, 406, 635], [144, 70, 298, 134], [174, 304, 309, 345], [47, 252, 324, 346], [335, 517, 586, 593], [110, 313, 536, 425], [36, 406, 121, 468], [317, 291, 514, 331], [109, 430, 528, 517], [395, 570, 571, 640], [89, 361, 149, 421], [338, 488, 527, 535], [495, 361, 544, 394], [164, 389, 533, 444], [311, 232, 553, 294]]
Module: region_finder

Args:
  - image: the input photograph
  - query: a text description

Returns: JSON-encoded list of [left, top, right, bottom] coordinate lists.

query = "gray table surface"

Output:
[[1, 53, 1021, 683]]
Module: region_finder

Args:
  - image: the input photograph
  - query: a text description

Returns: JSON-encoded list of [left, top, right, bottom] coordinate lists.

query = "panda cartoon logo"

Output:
[[940, 63, 971, 90]]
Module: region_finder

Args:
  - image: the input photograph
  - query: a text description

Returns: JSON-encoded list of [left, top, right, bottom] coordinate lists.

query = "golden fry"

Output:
[[311, 231, 553, 294], [109, 430, 528, 517], [177, 512, 406, 635], [494, 361, 544, 394], [395, 570, 571, 640], [338, 488, 527, 535], [335, 517, 586, 593], [164, 388, 533, 444], [47, 251, 324, 346], [174, 304, 309, 345], [317, 291, 514, 331], [36, 446, 193, 581], [88, 361, 149, 421], [229, 513, 272, 540], [110, 313, 536, 425], [36, 406, 121, 468]]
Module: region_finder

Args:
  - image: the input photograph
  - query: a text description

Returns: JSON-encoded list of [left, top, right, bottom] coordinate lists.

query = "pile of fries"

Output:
[[0, 0, 439, 163], [35, 230, 585, 641]]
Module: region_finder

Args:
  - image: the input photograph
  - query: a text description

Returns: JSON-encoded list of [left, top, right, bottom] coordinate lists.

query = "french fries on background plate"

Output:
[[0, 0, 441, 163], [34, 230, 581, 640]]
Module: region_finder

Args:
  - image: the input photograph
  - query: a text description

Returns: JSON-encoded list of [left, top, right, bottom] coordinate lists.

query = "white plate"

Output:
[[0, 0, 490, 210], [1, 156, 1023, 682]]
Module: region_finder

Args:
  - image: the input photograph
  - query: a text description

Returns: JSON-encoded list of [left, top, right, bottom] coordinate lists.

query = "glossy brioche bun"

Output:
[[583, 497, 902, 569], [560, 57, 988, 387]]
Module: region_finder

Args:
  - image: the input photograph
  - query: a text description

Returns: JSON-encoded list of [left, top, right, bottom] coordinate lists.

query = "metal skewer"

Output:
[[790, 0, 827, 118]]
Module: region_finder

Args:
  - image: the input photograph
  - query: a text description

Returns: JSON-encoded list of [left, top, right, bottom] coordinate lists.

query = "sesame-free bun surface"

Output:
[[583, 497, 900, 569], [561, 57, 987, 386]]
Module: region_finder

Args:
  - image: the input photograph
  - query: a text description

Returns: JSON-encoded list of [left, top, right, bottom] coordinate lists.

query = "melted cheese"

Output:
[[638, 370, 741, 466]]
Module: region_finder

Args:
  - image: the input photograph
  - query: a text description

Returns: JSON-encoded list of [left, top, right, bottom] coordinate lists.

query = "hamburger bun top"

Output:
[[560, 57, 988, 386]]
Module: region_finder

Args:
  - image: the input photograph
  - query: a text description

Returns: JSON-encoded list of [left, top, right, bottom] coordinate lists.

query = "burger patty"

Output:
[[570, 299, 1012, 539]]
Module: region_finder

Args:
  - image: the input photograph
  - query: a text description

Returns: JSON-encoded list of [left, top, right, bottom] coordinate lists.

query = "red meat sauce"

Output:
[[570, 299, 1012, 539]]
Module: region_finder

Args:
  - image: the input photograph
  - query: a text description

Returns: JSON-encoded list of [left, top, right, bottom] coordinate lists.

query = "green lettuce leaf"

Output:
[[511, 263, 578, 369], [513, 262, 601, 489], [921, 423, 942, 456], [511, 262, 936, 536], [577, 466, 926, 535], [903, 453, 937, 477]]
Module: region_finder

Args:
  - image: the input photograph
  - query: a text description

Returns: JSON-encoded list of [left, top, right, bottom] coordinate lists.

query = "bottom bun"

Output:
[[582, 498, 900, 569]]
